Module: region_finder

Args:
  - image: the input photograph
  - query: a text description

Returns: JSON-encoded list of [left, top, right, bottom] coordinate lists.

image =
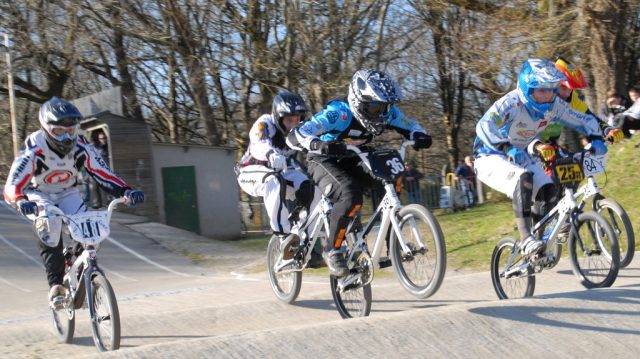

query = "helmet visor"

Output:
[[363, 101, 389, 118]]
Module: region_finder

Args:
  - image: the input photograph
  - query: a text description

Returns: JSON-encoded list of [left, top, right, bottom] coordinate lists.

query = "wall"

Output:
[[152, 143, 241, 240]]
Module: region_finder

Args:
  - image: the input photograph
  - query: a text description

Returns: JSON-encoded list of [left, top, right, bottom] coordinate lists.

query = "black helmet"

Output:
[[347, 69, 402, 135], [271, 91, 308, 135], [38, 97, 83, 155]]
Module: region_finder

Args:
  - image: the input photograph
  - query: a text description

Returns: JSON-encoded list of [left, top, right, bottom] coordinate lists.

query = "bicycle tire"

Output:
[[389, 204, 446, 299], [568, 211, 620, 289], [330, 274, 372, 319], [90, 273, 121, 351], [51, 282, 75, 344], [596, 198, 635, 268], [267, 235, 302, 304], [490, 238, 535, 300]]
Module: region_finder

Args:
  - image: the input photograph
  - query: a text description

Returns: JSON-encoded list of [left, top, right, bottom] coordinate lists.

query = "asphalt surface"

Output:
[[1, 202, 639, 358]]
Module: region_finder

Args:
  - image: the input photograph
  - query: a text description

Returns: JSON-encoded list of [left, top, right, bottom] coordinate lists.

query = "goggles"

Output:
[[533, 81, 561, 89], [48, 124, 79, 141], [363, 101, 389, 117]]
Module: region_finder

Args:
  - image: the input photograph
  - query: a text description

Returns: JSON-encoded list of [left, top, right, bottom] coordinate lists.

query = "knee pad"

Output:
[[34, 216, 62, 248], [294, 180, 314, 209], [512, 172, 533, 218]]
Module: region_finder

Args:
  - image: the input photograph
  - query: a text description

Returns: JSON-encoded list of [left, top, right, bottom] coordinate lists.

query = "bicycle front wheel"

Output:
[[267, 235, 302, 304], [389, 204, 446, 299], [596, 198, 635, 268], [490, 238, 535, 300], [330, 275, 372, 319], [568, 211, 620, 289], [90, 273, 121, 351]]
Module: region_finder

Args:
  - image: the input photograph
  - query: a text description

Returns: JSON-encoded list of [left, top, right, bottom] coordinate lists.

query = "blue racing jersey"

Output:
[[287, 99, 426, 154]]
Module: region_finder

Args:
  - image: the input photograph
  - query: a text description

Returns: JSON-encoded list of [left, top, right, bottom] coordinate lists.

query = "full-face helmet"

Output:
[[348, 69, 402, 134], [517, 59, 566, 118], [38, 97, 83, 155], [271, 91, 308, 136], [554, 56, 588, 89]]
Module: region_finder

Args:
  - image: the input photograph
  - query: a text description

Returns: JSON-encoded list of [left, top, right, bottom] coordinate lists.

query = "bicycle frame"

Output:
[[273, 194, 332, 273], [345, 140, 426, 265], [45, 198, 125, 316]]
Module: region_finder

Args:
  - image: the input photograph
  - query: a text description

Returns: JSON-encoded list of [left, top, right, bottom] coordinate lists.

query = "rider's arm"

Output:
[[3, 143, 36, 205], [80, 138, 132, 198], [287, 104, 345, 154], [552, 98, 604, 141], [475, 99, 512, 152], [246, 115, 280, 162], [386, 105, 428, 139]]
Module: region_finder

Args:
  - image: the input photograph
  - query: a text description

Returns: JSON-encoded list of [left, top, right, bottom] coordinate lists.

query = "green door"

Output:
[[162, 166, 200, 234]]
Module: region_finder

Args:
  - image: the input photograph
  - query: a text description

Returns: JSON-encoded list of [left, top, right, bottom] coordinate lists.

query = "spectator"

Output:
[[403, 162, 423, 204], [612, 87, 640, 138], [455, 156, 476, 206], [602, 89, 630, 126]]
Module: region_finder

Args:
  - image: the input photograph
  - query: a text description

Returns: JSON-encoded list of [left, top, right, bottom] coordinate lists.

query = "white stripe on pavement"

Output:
[[0, 234, 45, 269], [107, 236, 192, 277]]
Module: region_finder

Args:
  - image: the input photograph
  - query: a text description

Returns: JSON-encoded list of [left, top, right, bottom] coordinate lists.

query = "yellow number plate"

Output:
[[555, 163, 584, 183]]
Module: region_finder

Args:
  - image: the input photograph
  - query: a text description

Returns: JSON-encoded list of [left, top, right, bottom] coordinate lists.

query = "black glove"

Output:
[[412, 132, 432, 150], [17, 200, 38, 216], [311, 140, 347, 156]]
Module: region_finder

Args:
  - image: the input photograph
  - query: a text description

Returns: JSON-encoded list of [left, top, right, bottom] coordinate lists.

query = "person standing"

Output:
[[403, 162, 423, 204], [455, 156, 476, 207]]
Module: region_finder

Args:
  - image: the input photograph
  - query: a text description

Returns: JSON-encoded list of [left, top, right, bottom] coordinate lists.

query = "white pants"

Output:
[[237, 165, 318, 234], [23, 187, 87, 247], [474, 154, 552, 199]]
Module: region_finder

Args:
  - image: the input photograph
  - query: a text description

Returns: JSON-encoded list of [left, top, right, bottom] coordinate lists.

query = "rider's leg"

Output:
[[531, 183, 559, 223], [308, 157, 362, 276], [475, 155, 541, 255]]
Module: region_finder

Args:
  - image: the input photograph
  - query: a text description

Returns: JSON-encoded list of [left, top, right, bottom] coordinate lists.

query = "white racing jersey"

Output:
[[238, 114, 297, 167], [3, 130, 130, 204]]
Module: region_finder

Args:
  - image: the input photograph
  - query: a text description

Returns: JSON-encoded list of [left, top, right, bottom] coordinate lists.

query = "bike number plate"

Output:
[[555, 163, 584, 183], [581, 154, 606, 177], [67, 212, 110, 245]]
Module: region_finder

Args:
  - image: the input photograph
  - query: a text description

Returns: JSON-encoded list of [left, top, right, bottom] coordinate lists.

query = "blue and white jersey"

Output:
[[287, 99, 426, 153], [474, 90, 603, 156]]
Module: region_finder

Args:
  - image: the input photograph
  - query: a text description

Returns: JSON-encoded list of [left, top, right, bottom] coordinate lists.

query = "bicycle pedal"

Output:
[[378, 257, 392, 268], [50, 296, 66, 310]]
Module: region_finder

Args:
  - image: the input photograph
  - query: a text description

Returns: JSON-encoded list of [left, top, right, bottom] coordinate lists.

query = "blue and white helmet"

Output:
[[348, 69, 402, 134], [38, 97, 83, 154], [517, 59, 566, 118]]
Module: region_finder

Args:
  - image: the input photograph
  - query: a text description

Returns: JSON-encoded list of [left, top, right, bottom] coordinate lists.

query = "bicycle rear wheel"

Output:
[[568, 211, 620, 289], [596, 198, 635, 268], [267, 235, 302, 304], [389, 204, 446, 299], [90, 273, 121, 351], [51, 286, 75, 344], [490, 238, 535, 300]]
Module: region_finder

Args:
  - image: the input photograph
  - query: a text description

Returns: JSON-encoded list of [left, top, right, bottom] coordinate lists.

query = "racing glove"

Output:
[[412, 132, 432, 150], [506, 147, 527, 164], [604, 127, 624, 143], [535, 143, 556, 162], [311, 140, 347, 157], [16, 199, 38, 216], [268, 152, 288, 170], [124, 190, 145, 206], [587, 139, 608, 156]]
